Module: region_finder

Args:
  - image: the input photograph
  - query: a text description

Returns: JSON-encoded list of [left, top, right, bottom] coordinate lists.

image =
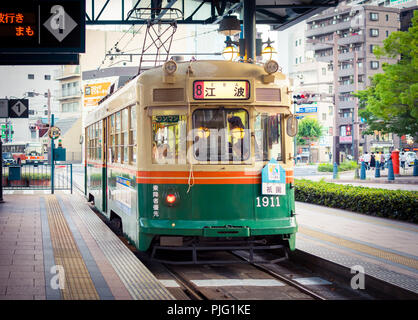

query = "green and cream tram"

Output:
[[84, 59, 298, 263]]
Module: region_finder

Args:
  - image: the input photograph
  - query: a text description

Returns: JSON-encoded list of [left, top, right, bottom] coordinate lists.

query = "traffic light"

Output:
[[293, 93, 316, 105]]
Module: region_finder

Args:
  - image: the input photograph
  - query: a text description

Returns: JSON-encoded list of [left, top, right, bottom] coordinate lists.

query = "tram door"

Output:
[[102, 118, 108, 214]]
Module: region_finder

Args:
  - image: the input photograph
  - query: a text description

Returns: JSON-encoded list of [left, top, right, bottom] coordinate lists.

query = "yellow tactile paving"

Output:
[[299, 226, 418, 270], [45, 195, 99, 300]]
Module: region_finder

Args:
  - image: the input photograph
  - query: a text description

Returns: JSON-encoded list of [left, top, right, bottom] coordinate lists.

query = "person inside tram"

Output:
[[228, 116, 249, 160], [194, 126, 210, 161]]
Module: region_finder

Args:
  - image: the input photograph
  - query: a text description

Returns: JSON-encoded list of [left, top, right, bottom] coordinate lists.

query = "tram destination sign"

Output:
[[193, 80, 250, 100], [0, 0, 85, 53]]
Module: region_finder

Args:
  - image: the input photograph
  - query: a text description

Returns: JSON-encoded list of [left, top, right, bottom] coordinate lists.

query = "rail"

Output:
[[2, 163, 72, 193]]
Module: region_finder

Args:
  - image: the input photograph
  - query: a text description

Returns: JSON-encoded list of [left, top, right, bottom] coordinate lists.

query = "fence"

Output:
[[2, 163, 72, 193]]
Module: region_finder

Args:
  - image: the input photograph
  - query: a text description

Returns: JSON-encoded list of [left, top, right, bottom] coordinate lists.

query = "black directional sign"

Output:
[[8, 99, 29, 118], [0, 0, 85, 53]]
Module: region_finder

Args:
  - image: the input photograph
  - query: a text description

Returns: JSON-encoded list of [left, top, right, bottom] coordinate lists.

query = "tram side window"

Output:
[[109, 114, 116, 163], [254, 113, 283, 162], [97, 121, 102, 160], [115, 112, 121, 162], [151, 115, 186, 164], [192, 108, 250, 162], [121, 108, 128, 163], [129, 106, 137, 164]]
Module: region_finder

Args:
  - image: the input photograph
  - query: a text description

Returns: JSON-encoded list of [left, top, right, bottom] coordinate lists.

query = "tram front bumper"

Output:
[[140, 217, 298, 237]]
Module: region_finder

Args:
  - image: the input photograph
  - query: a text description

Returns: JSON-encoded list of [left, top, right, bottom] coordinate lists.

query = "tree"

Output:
[[355, 11, 418, 137], [296, 118, 323, 162]]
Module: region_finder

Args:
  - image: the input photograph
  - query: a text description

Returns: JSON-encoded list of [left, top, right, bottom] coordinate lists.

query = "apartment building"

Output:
[[305, 5, 401, 159]]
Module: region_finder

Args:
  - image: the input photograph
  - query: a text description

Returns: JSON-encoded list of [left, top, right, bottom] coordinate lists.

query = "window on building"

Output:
[[62, 102, 79, 112], [298, 39, 301, 45], [322, 113, 327, 121], [370, 12, 379, 21], [322, 67, 326, 75], [370, 29, 379, 37], [329, 106, 333, 115], [295, 40, 298, 47], [386, 30, 389, 37], [295, 58, 298, 64], [329, 85, 333, 94], [370, 44, 377, 53], [27, 92, 35, 97], [44, 75, 51, 80], [28, 74, 34, 80], [370, 61, 379, 69], [386, 14, 389, 21]]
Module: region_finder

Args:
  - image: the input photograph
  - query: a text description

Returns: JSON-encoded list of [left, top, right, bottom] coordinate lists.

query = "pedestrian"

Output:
[[363, 152, 371, 170], [380, 152, 385, 170], [370, 152, 376, 170], [400, 152, 406, 170]]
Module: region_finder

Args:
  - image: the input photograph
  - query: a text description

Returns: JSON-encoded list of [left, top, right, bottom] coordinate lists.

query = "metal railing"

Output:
[[2, 163, 72, 193]]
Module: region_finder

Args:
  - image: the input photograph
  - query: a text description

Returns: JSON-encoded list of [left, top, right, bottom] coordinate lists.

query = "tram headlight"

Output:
[[163, 60, 177, 75]]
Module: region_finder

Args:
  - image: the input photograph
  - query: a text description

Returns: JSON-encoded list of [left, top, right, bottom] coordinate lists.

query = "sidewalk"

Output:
[[0, 192, 174, 300], [295, 201, 418, 294]]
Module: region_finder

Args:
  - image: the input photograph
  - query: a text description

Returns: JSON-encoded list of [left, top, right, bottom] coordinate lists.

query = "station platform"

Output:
[[0, 191, 174, 300], [295, 202, 418, 295]]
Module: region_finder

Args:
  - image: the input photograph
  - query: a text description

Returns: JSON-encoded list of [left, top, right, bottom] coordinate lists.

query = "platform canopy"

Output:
[[86, 0, 339, 31]]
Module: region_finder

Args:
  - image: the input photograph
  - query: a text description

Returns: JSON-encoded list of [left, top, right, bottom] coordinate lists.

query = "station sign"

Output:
[[0, 99, 29, 118], [0, 0, 85, 53], [193, 80, 250, 100]]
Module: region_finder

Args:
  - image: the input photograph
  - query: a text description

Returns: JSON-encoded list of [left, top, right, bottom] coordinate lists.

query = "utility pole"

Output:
[[47, 89, 51, 128], [332, 32, 340, 165], [353, 50, 359, 161]]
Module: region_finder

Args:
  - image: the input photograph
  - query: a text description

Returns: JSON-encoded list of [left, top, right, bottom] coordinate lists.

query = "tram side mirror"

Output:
[[286, 115, 298, 137]]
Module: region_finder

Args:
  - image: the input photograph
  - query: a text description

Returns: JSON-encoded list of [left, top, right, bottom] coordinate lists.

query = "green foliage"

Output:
[[317, 161, 358, 172], [296, 118, 323, 145], [295, 179, 418, 223], [355, 11, 418, 137]]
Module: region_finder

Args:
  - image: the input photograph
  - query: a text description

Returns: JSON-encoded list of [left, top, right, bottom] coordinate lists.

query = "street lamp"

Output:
[[221, 36, 278, 62]]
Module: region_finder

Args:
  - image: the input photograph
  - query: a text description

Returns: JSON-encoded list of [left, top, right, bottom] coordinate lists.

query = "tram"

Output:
[[84, 59, 298, 263]]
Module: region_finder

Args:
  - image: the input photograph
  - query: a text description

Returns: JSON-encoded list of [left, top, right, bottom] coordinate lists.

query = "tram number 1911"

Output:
[[256, 196, 280, 208]]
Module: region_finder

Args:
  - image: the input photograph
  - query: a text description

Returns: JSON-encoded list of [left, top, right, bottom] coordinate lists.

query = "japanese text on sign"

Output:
[[193, 80, 250, 100], [0, 12, 36, 37]]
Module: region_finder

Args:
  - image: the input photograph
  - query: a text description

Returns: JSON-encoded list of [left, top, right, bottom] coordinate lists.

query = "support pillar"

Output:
[[243, 0, 256, 61]]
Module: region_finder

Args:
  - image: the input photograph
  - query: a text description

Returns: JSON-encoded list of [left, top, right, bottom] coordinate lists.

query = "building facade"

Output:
[[305, 4, 401, 159]]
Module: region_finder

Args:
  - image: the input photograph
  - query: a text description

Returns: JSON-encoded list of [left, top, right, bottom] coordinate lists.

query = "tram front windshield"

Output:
[[193, 108, 250, 162]]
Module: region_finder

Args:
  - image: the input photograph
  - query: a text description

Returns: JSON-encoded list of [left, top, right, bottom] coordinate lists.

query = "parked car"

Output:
[[406, 151, 416, 167], [2, 152, 15, 166]]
